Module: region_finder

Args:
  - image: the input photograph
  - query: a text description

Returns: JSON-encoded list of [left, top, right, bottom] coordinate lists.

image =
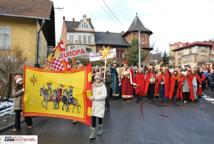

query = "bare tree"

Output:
[[0, 47, 27, 100]]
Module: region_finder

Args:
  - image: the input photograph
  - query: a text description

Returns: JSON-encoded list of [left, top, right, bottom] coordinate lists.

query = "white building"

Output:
[[61, 15, 96, 52]]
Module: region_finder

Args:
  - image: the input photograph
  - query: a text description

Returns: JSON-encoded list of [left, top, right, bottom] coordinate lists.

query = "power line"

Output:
[[101, 0, 126, 29], [96, 0, 119, 25]]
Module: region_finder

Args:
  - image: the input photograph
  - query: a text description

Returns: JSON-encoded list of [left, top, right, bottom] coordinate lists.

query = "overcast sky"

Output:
[[52, 0, 214, 52]]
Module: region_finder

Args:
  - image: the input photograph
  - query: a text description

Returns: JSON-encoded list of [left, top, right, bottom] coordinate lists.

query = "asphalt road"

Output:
[[1, 97, 214, 144]]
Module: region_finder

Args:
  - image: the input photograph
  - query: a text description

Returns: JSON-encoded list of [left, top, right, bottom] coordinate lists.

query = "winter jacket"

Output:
[[91, 82, 107, 118], [12, 85, 24, 110]]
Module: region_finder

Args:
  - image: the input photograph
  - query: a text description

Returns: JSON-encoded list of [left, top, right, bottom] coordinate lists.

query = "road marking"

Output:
[[202, 95, 214, 104]]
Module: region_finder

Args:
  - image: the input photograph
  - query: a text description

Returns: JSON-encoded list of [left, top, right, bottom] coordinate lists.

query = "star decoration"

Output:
[[30, 74, 38, 86], [100, 46, 110, 59]]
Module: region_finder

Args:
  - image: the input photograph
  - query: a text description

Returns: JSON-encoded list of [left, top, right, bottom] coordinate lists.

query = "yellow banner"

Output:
[[23, 65, 92, 125]]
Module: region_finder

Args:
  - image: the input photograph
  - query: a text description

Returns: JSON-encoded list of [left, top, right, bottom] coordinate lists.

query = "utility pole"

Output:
[[138, 28, 141, 68]]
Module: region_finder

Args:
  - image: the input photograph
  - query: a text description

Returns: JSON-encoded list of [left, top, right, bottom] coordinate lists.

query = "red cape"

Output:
[[164, 70, 170, 98], [129, 67, 137, 85], [156, 71, 170, 98], [144, 71, 156, 96], [179, 74, 195, 102], [195, 73, 203, 96], [168, 74, 180, 99], [135, 73, 145, 96], [154, 74, 159, 96]]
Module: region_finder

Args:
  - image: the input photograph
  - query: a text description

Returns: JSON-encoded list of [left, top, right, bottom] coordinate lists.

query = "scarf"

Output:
[[92, 82, 104, 88]]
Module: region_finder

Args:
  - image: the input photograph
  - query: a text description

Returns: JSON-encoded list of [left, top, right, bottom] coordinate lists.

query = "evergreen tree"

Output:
[[162, 51, 169, 66], [126, 38, 139, 65]]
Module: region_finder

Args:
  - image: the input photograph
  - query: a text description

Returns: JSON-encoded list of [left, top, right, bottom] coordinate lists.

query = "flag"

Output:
[[23, 65, 92, 126], [46, 40, 70, 71], [49, 58, 70, 71]]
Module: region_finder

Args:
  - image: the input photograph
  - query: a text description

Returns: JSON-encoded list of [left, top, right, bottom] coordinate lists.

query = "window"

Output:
[[183, 49, 189, 55], [88, 36, 91, 44], [201, 55, 207, 61], [78, 35, 82, 44], [200, 47, 208, 52], [178, 50, 183, 55], [83, 35, 86, 44], [0, 27, 11, 49], [191, 46, 198, 53], [68, 35, 73, 44], [178, 58, 181, 65]]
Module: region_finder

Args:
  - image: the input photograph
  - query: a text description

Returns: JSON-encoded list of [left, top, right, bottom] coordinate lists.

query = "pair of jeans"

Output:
[[182, 92, 190, 102], [160, 84, 166, 102], [172, 86, 178, 103], [14, 110, 33, 130], [148, 83, 155, 99]]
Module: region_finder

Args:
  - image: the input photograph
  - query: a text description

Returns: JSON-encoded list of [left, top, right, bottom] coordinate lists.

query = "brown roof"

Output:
[[172, 41, 214, 51], [0, 0, 53, 20], [123, 15, 153, 36]]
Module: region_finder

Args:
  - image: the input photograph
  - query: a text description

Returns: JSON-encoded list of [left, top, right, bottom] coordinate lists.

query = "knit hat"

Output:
[[14, 75, 23, 83], [16, 78, 23, 83]]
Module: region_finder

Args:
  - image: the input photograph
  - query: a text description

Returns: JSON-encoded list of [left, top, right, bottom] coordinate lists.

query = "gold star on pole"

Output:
[[30, 74, 38, 86], [100, 46, 110, 59]]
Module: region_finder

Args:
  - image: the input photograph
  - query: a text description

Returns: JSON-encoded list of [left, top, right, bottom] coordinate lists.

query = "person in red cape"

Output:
[[135, 67, 145, 103], [162, 66, 171, 99], [176, 68, 184, 101], [196, 67, 206, 97], [191, 67, 202, 102], [154, 71, 160, 97], [169, 69, 180, 104], [129, 66, 137, 86], [144, 65, 156, 99], [157, 66, 170, 102], [154, 65, 161, 97], [121, 63, 134, 99], [180, 70, 195, 103]]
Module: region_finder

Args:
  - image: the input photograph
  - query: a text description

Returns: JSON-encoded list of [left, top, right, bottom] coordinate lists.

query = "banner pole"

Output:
[[104, 57, 107, 82]]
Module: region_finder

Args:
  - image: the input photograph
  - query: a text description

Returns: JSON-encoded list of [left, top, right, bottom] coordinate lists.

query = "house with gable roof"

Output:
[[61, 14, 153, 62], [0, 0, 55, 66]]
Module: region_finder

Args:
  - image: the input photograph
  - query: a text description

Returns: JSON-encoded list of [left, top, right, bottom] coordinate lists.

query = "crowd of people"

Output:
[[10, 61, 214, 140], [92, 62, 214, 104], [89, 62, 214, 139]]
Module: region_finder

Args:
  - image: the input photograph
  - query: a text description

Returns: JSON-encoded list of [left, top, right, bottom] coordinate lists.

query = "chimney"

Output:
[[72, 18, 75, 30], [83, 14, 87, 19], [63, 16, 65, 21]]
